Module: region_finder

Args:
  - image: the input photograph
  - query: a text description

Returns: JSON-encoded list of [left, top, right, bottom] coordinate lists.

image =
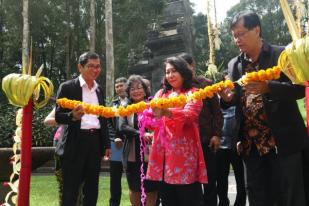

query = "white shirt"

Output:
[[120, 97, 128, 106], [79, 75, 101, 129]]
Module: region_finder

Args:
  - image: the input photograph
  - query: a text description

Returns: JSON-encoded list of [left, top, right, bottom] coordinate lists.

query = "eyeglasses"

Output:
[[130, 86, 143, 92], [232, 29, 252, 40], [85, 64, 101, 70]]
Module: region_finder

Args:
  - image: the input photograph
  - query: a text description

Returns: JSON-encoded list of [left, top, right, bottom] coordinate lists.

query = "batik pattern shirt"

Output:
[[241, 61, 276, 155]]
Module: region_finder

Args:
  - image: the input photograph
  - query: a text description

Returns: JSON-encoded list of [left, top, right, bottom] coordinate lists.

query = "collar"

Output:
[[78, 75, 98, 91], [238, 41, 271, 64], [119, 96, 127, 101]]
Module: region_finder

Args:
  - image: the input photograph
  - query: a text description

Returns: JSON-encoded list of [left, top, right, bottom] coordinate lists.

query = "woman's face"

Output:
[[165, 63, 184, 91], [129, 82, 145, 103]]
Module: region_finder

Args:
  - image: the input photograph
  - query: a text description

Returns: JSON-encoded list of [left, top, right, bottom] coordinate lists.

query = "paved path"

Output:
[[228, 172, 249, 206]]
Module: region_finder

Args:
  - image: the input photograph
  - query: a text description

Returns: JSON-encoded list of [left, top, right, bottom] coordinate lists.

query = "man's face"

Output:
[[231, 19, 260, 54], [78, 58, 101, 82], [115, 82, 126, 98]]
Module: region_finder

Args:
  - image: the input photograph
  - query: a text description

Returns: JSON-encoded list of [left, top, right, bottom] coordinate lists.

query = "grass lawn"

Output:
[[30, 174, 130, 206]]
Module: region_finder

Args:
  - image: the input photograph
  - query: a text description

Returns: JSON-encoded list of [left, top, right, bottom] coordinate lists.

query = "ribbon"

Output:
[[137, 108, 167, 205], [138, 108, 167, 149], [305, 81, 309, 136], [138, 114, 147, 206]]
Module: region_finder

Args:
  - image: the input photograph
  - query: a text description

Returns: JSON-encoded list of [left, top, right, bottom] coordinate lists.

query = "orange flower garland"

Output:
[[240, 66, 281, 84], [56, 80, 235, 118]]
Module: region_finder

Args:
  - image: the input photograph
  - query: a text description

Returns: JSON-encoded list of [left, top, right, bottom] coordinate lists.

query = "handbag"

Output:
[[54, 125, 68, 156]]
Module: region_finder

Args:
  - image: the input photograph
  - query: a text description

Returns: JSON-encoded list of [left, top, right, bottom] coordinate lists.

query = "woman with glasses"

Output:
[[119, 75, 158, 206]]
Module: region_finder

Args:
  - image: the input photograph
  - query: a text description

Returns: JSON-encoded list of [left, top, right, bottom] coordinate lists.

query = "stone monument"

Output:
[[128, 0, 194, 93]]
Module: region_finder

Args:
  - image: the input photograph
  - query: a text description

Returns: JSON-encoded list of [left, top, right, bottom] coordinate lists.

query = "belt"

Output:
[[80, 129, 100, 134]]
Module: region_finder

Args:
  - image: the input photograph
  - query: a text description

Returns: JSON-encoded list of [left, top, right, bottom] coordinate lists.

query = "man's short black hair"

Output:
[[78, 51, 100, 66], [115, 77, 127, 84], [178, 53, 194, 65], [230, 10, 262, 37]]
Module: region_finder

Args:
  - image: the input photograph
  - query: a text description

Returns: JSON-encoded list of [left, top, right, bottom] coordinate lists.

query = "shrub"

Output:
[[0, 102, 54, 147]]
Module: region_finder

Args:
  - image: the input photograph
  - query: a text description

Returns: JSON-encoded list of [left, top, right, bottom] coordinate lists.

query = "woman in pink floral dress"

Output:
[[145, 56, 207, 206]]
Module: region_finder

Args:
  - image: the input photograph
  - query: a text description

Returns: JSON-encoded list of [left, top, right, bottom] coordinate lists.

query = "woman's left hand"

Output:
[[144, 132, 153, 144], [153, 108, 171, 118], [209, 136, 221, 152]]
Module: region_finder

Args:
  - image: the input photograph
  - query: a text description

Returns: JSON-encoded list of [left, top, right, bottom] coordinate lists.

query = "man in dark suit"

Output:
[[220, 11, 309, 206], [55, 51, 111, 206], [179, 53, 224, 206], [109, 77, 127, 206]]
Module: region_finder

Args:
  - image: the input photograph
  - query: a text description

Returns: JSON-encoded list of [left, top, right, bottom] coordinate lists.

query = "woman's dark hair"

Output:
[[178, 53, 194, 65], [162, 56, 193, 93], [230, 10, 262, 37], [125, 75, 151, 101]]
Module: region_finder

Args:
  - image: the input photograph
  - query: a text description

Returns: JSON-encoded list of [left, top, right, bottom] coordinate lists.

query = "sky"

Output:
[[190, 0, 240, 22]]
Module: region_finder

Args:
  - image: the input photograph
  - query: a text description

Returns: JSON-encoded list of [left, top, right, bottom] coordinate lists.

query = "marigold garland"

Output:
[[56, 80, 234, 118], [237, 66, 281, 85]]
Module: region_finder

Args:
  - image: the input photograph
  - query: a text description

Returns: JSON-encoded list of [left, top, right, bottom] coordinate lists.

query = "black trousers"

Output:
[[216, 148, 246, 206], [109, 161, 123, 206], [61, 131, 101, 206], [201, 144, 217, 206], [245, 145, 307, 206], [243, 146, 280, 206], [160, 182, 203, 206], [277, 152, 306, 206], [302, 147, 309, 206]]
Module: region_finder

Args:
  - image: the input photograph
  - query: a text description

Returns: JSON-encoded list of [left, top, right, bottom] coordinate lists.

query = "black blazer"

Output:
[[55, 77, 110, 157], [222, 42, 309, 157]]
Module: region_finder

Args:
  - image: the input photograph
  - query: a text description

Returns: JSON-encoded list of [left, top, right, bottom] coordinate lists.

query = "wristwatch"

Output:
[[68, 111, 74, 121]]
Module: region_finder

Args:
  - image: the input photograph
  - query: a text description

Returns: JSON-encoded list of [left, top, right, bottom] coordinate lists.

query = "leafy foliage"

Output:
[[193, 13, 209, 71], [112, 0, 165, 78], [217, 0, 298, 70], [0, 102, 54, 147], [193, 0, 301, 75], [0, 0, 165, 147]]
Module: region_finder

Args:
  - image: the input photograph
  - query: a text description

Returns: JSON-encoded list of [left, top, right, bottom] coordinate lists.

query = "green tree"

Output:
[[112, 0, 165, 78], [0, 0, 166, 147], [193, 13, 209, 71], [217, 0, 295, 70]]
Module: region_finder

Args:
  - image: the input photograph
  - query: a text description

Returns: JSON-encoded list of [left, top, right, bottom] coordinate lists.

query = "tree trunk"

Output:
[[72, 0, 80, 62], [207, 0, 216, 65], [40, 39, 47, 73], [294, 0, 303, 37], [65, 32, 71, 80], [22, 0, 30, 73], [50, 40, 55, 77], [307, 0, 309, 35], [65, 0, 72, 80], [105, 0, 115, 99], [90, 0, 96, 52], [0, 0, 4, 62]]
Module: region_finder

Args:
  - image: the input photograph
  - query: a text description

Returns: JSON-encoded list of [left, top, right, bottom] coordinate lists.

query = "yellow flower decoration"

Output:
[[239, 66, 281, 85], [57, 80, 235, 118]]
